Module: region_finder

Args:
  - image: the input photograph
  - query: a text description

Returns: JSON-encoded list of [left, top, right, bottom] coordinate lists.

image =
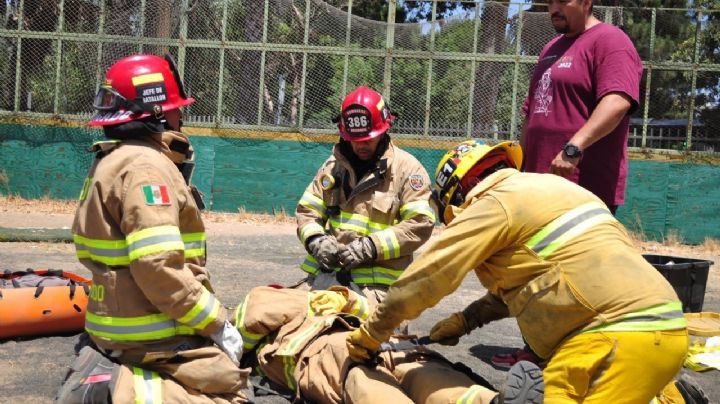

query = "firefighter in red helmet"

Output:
[[295, 86, 435, 308], [56, 54, 252, 403]]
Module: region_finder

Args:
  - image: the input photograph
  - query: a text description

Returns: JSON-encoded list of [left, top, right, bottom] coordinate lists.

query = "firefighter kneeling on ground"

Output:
[[234, 284, 544, 404], [346, 139, 691, 403], [55, 54, 251, 403]]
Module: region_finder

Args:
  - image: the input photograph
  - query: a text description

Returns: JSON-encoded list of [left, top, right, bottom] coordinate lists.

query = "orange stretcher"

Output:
[[0, 269, 90, 339]]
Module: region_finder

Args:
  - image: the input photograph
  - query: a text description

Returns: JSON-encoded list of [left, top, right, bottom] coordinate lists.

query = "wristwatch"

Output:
[[563, 143, 583, 159]]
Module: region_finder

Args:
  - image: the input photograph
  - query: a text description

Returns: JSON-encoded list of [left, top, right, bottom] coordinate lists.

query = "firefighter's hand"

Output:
[[429, 312, 469, 346], [211, 321, 243, 366], [307, 235, 341, 271], [346, 324, 382, 362], [338, 237, 376, 269], [309, 289, 348, 315]]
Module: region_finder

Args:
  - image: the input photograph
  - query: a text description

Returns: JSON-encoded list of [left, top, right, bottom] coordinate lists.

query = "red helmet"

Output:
[[337, 86, 396, 142], [89, 54, 195, 126]]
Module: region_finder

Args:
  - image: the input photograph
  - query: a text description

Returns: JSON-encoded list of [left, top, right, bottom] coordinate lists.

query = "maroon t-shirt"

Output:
[[522, 23, 642, 206]]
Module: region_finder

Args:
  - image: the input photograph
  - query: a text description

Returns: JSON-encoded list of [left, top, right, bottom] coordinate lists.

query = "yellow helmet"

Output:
[[431, 140, 523, 224]]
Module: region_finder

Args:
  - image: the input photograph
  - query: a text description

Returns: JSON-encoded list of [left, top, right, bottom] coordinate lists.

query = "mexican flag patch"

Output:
[[142, 185, 171, 205]]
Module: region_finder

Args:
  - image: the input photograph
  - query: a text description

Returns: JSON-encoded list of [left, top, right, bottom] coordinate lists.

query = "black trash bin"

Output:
[[643, 254, 713, 313]]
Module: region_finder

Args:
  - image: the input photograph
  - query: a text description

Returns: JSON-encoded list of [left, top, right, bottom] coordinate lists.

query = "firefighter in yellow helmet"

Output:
[[346, 139, 689, 402], [56, 54, 251, 403]]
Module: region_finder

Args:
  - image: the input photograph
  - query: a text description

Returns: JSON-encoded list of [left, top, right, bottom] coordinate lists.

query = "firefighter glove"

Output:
[[211, 320, 244, 366], [309, 289, 348, 315], [338, 237, 376, 269], [307, 234, 341, 272], [429, 312, 470, 346], [346, 324, 382, 362]]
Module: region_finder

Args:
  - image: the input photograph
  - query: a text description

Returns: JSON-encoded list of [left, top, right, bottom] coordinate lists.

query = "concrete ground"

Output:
[[0, 212, 718, 403]]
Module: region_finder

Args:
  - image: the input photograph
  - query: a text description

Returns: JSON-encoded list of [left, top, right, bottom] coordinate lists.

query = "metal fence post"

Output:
[[298, 0, 311, 129], [52, 0, 66, 114], [383, 0, 397, 99], [422, 1, 438, 138], [342, 0, 354, 97], [215, 0, 229, 126], [256, 0, 270, 126], [12, 0, 25, 112], [465, 1, 482, 138], [641, 8, 657, 149]]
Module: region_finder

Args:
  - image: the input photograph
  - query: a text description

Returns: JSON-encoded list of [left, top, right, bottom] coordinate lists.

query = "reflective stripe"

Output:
[[525, 202, 614, 259], [182, 232, 206, 258], [127, 226, 184, 262], [375, 228, 400, 260], [85, 311, 195, 342], [278, 318, 326, 356], [456, 385, 484, 404], [584, 302, 687, 333], [75, 230, 203, 266], [299, 192, 327, 220], [300, 257, 402, 286], [282, 355, 297, 392], [400, 200, 436, 222], [299, 222, 325, 245], [235, 295, 264, 350], [73, 234, 130, 266], [350, 266, 404, 286], [348, 292, 369, 320], [133, 367, 162, 404], [79, 176, 92, 201], [177, 289, 221, 330], [329, 211, 390, 236]]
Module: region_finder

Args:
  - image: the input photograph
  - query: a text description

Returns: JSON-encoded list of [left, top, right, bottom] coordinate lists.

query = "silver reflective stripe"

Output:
[[184, 240, 205, 250], [86, 245, 129, 257], [127, 233, 183, 254], [530, 208, 609, 254], [86, 319, 178, 335], [184, 294, 218, 327]]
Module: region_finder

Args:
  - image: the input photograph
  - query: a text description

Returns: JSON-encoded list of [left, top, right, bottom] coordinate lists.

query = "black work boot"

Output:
[[676, 374, 709, 404], [54, 346, 120, 404], [493, 360, 544, 404]]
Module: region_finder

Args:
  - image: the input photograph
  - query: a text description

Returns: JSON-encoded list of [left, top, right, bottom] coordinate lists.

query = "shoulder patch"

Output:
[[142, 184, 171, 206], [408, 174, 425, 191]]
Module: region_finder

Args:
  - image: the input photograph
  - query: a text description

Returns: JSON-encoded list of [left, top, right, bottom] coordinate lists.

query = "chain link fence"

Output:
[[1, 1, 719, 157]]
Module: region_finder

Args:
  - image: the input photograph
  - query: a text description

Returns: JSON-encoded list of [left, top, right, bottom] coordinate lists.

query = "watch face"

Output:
[[564, 144, 581, 158]]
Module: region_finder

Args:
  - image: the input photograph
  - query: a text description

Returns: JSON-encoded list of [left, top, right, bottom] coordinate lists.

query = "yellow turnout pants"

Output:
[[543, 329, 688, 403]]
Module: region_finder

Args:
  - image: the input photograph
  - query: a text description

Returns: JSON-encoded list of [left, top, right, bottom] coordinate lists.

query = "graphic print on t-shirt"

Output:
[[533, 68, 553, 117]]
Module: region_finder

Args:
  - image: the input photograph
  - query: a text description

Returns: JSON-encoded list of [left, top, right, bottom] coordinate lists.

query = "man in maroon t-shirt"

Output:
[[520, 0, 642, 214]]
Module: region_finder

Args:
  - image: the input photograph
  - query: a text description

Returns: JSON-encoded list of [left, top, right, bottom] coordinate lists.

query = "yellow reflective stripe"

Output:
[[299, 192, 327, 220], [86, 311, 194, 341], [182, 232, 206, 258], [350, 266, 404, 286], [278, 319, 326, 356], [300, 223, 325, 244], [300, 255, 321, 275], [127, 226, 184, 262], [584, 302, 687, 333], [456, 385, 484, 404], [235, 295, 264, 350], [176, 289, 220, 330], [133, 367, 162, 404], [400, 200, 436, 222], [375, 229, 400, 260], [348, 292, 370, 320], [79, 176, 92, 201], [525, 202, 613, 259], [73, 234, 130, 266], [282, 355, 297, 392], [329, 211, 390, 236], [132, 72, 164, 86]]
